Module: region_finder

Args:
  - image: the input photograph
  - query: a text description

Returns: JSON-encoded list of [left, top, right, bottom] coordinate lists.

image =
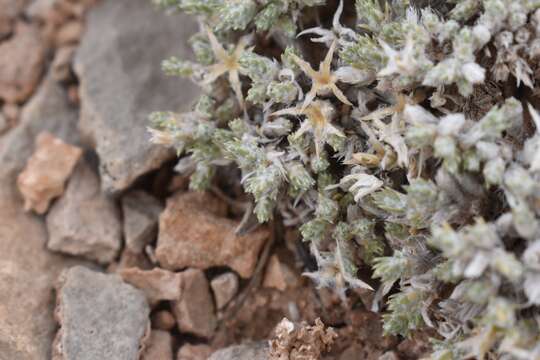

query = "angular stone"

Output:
[[0, 73, 80, 184], [378, 351, 400, 360], [156, 192, 268, 278], [0, 72, 82, 359], [177, 344, 213, 360], [119, 267, 183, 303], [172, 268, 216, 339], [17, 132, 82, 214], [151, 310, 176, 331], [262, 255, 299, 292], [122, 190, 163, 254], [46, 161, 122, 264], [53, 266, 150, 360], [74, 0, 200, 193], [208, 342, 269, 360], [141, 330, 173, 360], [210, 272, 239, 310], [0, 22, 45, 103]]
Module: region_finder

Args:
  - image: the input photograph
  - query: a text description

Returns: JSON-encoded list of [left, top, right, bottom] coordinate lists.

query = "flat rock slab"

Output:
[[53, 266, 150, 360], [156, 192, 268, 278], [74, 0, 200, 193], [0, 72, 83, 360], [17, 132, 82, 214], [46, 161, 122, 264]]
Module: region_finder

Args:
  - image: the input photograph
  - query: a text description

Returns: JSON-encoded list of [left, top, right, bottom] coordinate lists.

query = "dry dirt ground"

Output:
[[0, 1, 431, 359]]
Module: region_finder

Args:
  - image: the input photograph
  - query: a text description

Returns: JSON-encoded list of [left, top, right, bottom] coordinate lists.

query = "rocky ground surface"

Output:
[[0, 1, 431, 359]]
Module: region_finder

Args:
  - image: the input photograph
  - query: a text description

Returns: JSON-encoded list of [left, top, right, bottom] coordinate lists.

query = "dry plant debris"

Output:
[[269, 318, 338, 360]]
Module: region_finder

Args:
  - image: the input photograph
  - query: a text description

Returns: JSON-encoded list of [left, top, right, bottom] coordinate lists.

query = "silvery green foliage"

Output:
[[150, 0, 540, 357]]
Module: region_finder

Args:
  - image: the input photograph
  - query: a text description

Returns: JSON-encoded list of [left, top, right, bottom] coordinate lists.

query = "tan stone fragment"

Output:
[[46, 161, 121, 264], [17, 132, 82, 214], [172, 268, 216, 338], [177, 344, 213, 360], [156, 192, 267, 278], [119, 267, 183, 303]]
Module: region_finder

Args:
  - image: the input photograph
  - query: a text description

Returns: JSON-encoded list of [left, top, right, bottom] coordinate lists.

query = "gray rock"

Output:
[[46, 161, 122, 264], [54, 266, 150, 360], [208, 343, 269, 360], [74, 0, 200, 193], [0, 73, 84, 360], [122, 190, 163, 254]]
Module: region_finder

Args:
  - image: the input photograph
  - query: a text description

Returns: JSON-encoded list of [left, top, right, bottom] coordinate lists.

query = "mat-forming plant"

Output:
[[149, 1, 540, 357]]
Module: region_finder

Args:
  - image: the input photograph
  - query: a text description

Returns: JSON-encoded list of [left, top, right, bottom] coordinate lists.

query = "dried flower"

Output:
[[203, 27, 250, 108], [290, 41, 352, 110]]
